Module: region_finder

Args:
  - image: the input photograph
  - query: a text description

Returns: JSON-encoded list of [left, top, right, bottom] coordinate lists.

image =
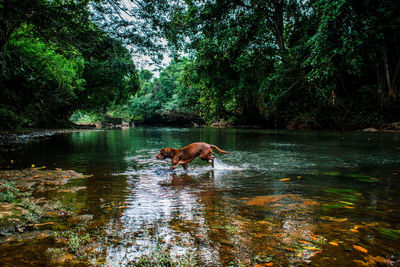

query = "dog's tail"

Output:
[[210, 145, 230, 154]]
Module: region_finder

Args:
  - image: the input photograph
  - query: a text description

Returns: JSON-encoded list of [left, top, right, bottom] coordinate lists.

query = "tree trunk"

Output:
[[273, 0, 286, 54], [383, 50, 396, 98]]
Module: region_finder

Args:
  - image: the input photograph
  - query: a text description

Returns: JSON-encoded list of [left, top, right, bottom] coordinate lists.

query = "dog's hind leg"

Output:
[[209, 156, 215, 168], [200, 149, 215, 168]]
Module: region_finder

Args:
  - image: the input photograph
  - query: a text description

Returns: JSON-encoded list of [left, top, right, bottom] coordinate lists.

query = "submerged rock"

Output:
[[1, 168, 86, 193], [0, 168, 88, 235], [362, 127, 379, 132], [67, 214, 94, 226]]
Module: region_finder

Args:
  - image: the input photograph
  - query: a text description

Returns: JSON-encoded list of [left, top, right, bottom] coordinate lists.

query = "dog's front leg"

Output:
[[181, 164, 189, 171], [170, 156, 180, 170]]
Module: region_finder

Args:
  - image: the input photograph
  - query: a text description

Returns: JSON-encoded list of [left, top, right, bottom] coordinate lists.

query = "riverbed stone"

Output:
[[67, 214, 94, 226], [362, 127, 379, 132], [0, 168, 87, 235]]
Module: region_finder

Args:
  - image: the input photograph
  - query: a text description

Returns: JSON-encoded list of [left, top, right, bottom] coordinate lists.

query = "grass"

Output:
[[128, 244, 198, 266], [0, 180, 28, 202], [377, 228, 400, 240], [0, 179, 42, 224]]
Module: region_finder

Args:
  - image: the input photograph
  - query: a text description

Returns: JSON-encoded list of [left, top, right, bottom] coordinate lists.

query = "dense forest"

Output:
[[1, 0, 400, 130]]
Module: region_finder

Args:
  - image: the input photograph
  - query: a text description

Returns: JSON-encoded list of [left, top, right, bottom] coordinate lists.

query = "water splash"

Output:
[[213, 157, 246, 171]]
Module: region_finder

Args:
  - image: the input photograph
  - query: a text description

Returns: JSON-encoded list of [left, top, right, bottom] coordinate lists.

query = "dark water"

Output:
[[1, 128, 400, 266]]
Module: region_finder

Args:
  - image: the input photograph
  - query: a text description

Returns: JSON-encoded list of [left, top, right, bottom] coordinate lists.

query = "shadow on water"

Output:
[[1, 128, 400, 266]]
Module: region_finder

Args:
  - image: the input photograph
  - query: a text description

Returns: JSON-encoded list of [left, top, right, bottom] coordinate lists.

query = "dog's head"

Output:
[[156, 148, 174, 159]]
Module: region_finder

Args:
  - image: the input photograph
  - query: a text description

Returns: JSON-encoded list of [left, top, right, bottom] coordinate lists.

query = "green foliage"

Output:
[[154, 0, 400, 128], [76, 33, 139, 113], [67, 232, 91, 255], [2, 0, 400, 129], [0, 180, 22, 202], [0, 1, 140, 129], [69, 111, 103, 125], [19, 198, 42, 223], [1, 26, 85, 128], [119, 58, 201, 122], [53, 230, 92, 258], [0, 179, 41, 223], [377, 228, 400, 240], [128, 244, 197, 266]]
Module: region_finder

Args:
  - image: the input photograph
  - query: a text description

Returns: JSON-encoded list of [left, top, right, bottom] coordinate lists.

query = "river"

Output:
[[1, 128, 400, 266]]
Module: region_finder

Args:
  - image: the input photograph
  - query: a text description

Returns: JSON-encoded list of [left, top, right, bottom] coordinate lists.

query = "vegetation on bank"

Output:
[[1, 0, 400, 130], [0, 168, 99, 264], [0, 0, 139, 130], [0, 168, 87, 231]]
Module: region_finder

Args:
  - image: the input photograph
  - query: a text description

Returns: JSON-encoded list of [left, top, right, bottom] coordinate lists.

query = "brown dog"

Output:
[[156, 142, 230, 170]]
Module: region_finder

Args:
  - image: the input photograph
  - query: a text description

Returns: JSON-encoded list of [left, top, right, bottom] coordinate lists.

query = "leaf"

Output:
[[339, 201, 353, 205], [280, 178, 290, 181], [32, 166, 46, 170], [302, 199, 319, 206], [377, 228, 400, 240], [320, 216, 348, 222], [346, 174, 369, 178], [254, 263, 273, 267], [325, 188, 356, 194], [329, 241, 339, 246], [34, 222, 55, 227], [350, 229, 359, 233], [322, 172, 340, 176], [258, 220, 274, 225], [303, 246, 320, 250], [358, 178, 378, 183], [321, 203, 347, 211], [299, 240, 312, 245], [247, 195, 282, 206], [353, 245, 368, 253]]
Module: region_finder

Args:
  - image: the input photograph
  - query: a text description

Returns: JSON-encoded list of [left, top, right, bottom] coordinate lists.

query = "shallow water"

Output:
[[1, 128, 400, 266]]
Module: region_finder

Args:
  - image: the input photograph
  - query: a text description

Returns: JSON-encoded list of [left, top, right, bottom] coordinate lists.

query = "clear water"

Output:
[[1, 128, 400, 266]]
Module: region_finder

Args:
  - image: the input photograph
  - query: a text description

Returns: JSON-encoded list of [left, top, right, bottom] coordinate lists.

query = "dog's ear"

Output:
[[164, 148, 174, 157]]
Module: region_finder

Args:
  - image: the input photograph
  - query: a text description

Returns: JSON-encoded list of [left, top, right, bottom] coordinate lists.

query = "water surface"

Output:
[[1, 128, 400, 266]]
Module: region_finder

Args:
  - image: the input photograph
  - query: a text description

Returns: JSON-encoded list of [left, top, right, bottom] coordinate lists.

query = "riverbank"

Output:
[[0, 128, 101, 149], [0, 167, 99, 264], [1, 122, 399, 152], [0, 168, 87, 232]]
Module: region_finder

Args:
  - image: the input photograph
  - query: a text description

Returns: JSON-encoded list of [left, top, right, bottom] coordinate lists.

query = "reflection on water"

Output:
[[1, 128, 400, 266]]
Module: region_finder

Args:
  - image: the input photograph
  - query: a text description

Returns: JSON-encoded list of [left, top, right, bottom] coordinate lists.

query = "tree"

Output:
[[157, 0, 400, 128], [120, 58, 201, 122], [0, 0, 140, 129]]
